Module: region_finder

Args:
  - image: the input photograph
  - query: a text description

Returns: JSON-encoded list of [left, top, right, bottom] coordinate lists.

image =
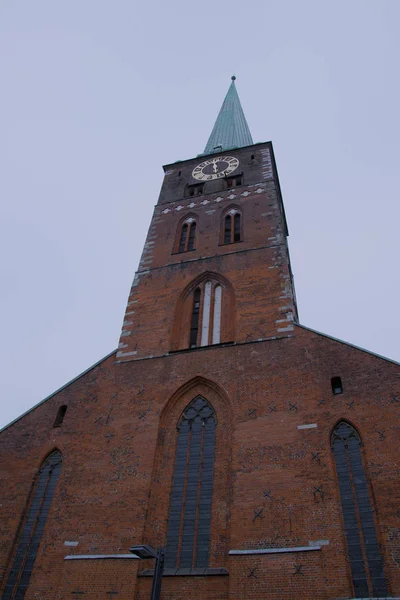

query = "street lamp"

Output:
[[130, 544, 165, 600]]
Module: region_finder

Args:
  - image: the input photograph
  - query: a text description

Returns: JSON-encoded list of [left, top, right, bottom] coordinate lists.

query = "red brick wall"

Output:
[[117, 143, 297, 362], [1, 326, 400, 599], [1, 142, 399, 599]]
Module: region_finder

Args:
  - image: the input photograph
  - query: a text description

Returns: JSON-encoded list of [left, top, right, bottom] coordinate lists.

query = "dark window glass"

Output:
[[331, 376, 343, 395], [179, 224, 188, 253], [189, 288, 201, 348], [2, 451, 62, 600], [187, 223, 196, 251], [332, 422, 387, 598], [234, 213, 241, 242], [186, 184, 203, 197], [53, 405, 67, 428], [224, 215, 232, 244], [165, 396, 216, 569]]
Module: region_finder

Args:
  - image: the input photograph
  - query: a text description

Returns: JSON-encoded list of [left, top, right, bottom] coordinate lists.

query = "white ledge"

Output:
[[229, 546, 321, 555], [65, 554, 139, 560]]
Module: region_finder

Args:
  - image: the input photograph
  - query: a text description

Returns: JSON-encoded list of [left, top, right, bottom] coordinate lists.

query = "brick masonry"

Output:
[[1, 142, 400, 599]]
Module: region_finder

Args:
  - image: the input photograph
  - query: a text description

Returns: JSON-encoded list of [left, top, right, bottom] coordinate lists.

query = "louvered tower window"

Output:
[[2, 451, 62, 600], [223, 210, 241, 244], [165, 396, 216, 569], [178, 219, 196, 253], [332, 422, 388, 598]]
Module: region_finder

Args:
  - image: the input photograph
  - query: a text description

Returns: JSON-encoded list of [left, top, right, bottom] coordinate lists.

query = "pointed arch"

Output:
[[143, 376, 233, 574], [2, 450, 63, 600], [220, 204, 243, 245], [173, 213, 198, 254], [159, 375, 233, 428], [331, 421, 387, 598], [170, 272, 235, 351]]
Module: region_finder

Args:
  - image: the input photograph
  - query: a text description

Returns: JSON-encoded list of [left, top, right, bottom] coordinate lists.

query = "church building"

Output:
[[1, 78, 400, 600]]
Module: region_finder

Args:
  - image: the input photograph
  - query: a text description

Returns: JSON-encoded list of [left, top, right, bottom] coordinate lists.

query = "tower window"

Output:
[[178, 219, 196, 253], [187, 221, 196, 251], [171, 273, 235, 352], [2, 451, 63, 600], [189, 281, 223, 348], [53, 405, 67, 427], [190, 288, 201, 347], [224, 215, 231, 244], [222, 209, 242, 244], [331, 376, 343, 395], [234, 213, 241, 242], [186, 183, 203, 197], [165, 396, 216, 569], [226, 175, 242, 188], [332, 422, 388, 597]]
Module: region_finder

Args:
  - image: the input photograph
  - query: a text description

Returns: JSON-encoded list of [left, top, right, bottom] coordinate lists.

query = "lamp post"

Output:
[[129, 544, 165, 600]]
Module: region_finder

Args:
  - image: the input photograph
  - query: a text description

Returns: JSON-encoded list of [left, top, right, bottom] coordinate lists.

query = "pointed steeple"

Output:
[[203, 76, 253, 155]]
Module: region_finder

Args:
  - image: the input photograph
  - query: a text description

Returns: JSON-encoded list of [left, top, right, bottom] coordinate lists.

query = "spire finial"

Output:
[[231, 75, 236, 81]]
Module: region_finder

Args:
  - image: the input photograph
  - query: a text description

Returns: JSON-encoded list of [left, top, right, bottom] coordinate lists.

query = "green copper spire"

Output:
[[203, 76, 253, 155]]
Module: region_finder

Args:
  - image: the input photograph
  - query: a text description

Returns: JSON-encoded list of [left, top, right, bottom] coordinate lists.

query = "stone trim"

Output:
[[229, 546, 321, 555], [138, 567, 229, 577], [64, 554, 139, 560]]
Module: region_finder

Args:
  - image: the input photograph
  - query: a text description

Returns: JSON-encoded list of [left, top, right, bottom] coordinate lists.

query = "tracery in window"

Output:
[[2, 451, 62, 600], [332, 422, 387, 598], [222, 208, 242, 244], [165, 396, 217, 569]]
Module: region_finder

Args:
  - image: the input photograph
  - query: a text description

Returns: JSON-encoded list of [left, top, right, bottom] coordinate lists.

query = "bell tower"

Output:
[[116, 77, 298, 362]]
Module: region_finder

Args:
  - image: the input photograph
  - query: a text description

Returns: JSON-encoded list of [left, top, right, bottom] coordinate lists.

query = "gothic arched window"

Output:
[[178, 218, 197, 253], [171, 273, 235, 352], [332, 422, 388, 598], [189, 281, 222, 348], [222, 208, 242, 244], [165, 396, 217, 569], [2, 450, 62, 600]]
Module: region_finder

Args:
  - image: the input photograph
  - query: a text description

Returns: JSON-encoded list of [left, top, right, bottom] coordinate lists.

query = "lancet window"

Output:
[[165, 396, 216, 569], [223, 209, 242, 244], [2, 451, 63, 600], [178, 218, 197, 253], [171, 273, 235, 352], [332, 422, 387, 598], [189, 281, 222, 348]]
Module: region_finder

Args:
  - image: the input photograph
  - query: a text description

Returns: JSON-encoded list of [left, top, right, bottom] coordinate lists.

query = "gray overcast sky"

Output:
[[1, 0, 399, 429]]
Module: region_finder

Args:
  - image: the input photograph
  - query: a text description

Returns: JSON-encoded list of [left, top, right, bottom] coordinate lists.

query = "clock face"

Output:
[[192, 156, 239, 181]]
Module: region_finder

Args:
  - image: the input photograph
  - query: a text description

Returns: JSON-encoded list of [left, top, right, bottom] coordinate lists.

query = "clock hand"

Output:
[[212, 160, 218, 173]]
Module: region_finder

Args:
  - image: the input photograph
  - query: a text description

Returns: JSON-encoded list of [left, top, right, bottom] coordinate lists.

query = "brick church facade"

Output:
[[1, 78, 400, 600]]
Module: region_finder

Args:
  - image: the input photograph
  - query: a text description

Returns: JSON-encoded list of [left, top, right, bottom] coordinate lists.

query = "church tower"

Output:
[[1, 78, 399, 600], [117, 76, 297, 363]]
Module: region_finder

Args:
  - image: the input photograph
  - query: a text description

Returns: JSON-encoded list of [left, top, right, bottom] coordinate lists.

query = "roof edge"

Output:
[[0, 349, 117, 434], [296, 324, 400, 367]]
